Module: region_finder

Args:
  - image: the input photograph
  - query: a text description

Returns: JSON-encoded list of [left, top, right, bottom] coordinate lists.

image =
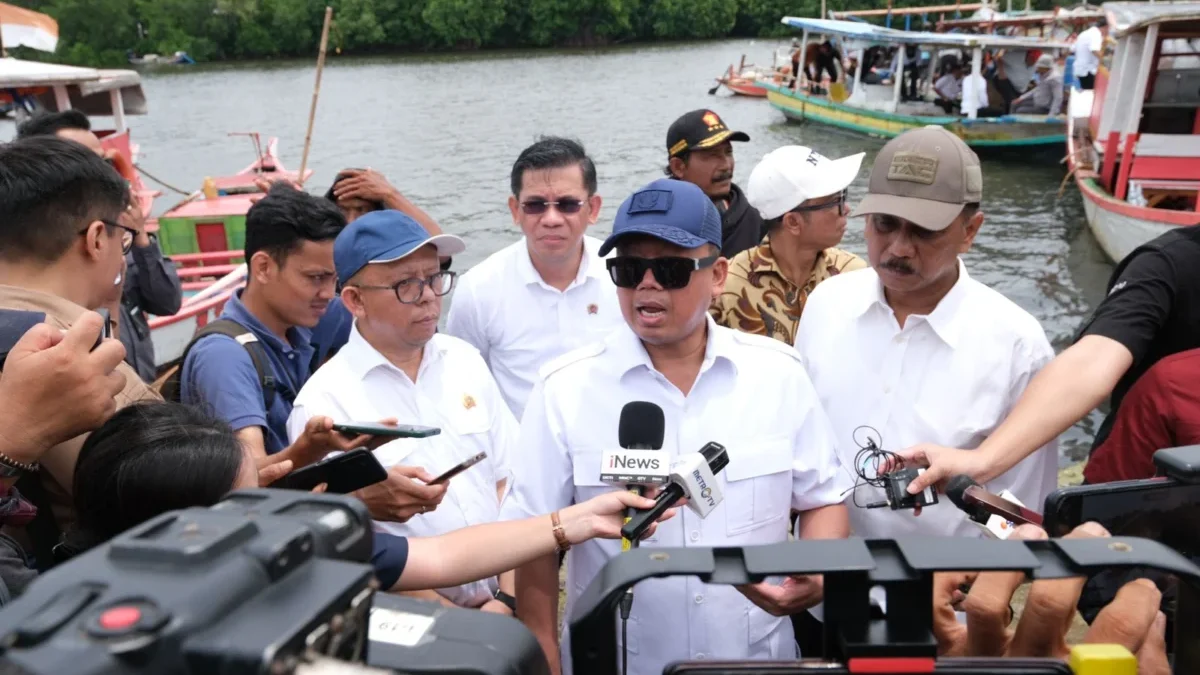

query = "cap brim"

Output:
[[693, 129, 751, 151], [853, 194, 964, 232], [597, 224, 709, 257], [371, 233, 467, 265]]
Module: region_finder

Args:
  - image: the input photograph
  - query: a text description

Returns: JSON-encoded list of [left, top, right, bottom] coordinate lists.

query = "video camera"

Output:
[[0, 489, 547, 675]]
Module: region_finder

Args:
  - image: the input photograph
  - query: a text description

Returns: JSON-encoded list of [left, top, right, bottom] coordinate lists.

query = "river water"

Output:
[[1, 38, 1116, 464]]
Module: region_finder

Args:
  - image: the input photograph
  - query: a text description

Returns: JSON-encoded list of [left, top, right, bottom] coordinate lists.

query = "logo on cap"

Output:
[[631, 190, 673, 213], [887, 152, 938, 185], [806, 149, 826, 166], [702, 111, 722, 130]]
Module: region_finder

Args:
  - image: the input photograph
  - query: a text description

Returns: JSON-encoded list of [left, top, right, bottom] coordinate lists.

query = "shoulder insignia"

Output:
[[538, 341, 607, 380]]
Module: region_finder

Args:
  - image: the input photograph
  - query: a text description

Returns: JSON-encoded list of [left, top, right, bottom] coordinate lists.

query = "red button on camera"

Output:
[[98, 606, 142, 631]]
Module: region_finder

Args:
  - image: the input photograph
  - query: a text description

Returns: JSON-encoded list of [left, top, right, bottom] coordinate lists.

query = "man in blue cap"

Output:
[[501, 178, 851, 675], [289, 209, 524, 617]]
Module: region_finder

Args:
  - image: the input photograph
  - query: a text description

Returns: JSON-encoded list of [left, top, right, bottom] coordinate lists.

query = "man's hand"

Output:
[[356, 465, 448, 523], [736, 575, 824, 616], [479, 599, 514, 617], [121, 195, 150, 248], [289, 416, 397, 468], [0, 313, 126, 463], [932, 522, 1169, 673], [332, 168, 400, 205], [893, 444, 990, 503]]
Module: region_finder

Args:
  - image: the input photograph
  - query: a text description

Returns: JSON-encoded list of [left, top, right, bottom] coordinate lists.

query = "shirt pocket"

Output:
[[570, 450, 610, 502], [723, 436, 793, 537]]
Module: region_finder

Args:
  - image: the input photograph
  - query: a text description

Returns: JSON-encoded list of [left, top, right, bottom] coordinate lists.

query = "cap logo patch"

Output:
[[965, 165, 983, 194], [806, 149, 826, 166], [887, 152, 938, 185], [630, 190, 673, 214], [702, 111, 724, 130]]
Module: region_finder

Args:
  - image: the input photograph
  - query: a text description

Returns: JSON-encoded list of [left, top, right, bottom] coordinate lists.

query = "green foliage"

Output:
[[17, 0, 1088, 67]]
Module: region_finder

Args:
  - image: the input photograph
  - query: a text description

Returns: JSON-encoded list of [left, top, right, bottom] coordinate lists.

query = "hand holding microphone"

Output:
[[620, 441, 730, 542], [603, 402, 668, 551], [944, 474, 1041, 539]]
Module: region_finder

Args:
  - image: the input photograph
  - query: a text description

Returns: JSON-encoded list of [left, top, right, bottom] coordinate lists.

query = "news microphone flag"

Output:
[[614, 402, 665, 551], [621, 441, 729, 542]]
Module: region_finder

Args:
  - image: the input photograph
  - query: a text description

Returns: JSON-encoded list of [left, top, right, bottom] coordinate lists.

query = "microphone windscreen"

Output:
[[618, 401, 666, 449], [945, 474, 980, 511]]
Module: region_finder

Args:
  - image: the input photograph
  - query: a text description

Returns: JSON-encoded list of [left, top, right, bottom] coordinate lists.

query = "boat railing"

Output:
[[149, 259, 247, 364]]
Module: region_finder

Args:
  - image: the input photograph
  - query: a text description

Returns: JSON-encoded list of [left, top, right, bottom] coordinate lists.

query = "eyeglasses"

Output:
[[791, 190, 848, 215], [78, 219, 138, 254], [606, 255, 718, 290], [352, 270, 457, 304], [520, 199, 585, 215]]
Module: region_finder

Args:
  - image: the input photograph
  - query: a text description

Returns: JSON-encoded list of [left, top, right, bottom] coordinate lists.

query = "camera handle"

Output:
[[567, 536, 1200, 674]]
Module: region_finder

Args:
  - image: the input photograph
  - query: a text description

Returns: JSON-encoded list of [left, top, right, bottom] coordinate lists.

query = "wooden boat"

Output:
[[1067, 1, 1200, 263], [713, 56, 770, 97]]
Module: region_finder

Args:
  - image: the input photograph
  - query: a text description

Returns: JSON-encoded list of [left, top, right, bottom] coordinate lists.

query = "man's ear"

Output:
[[249, 251, 276, 285], [82, 220, 108, 263], [341, 285, 367, 318], [668, 156, 687, 179], [586, 194, 603, 226], [959, 211, 985, 254], [709, 256, 729, 300], [508, 195, 521, 224]]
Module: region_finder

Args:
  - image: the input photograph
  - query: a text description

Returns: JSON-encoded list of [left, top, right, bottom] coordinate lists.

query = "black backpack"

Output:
[[159, 319, 284, 409]]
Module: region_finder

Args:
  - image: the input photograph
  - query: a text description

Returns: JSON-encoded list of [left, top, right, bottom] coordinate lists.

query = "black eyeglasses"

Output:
[[791, 190, 848, 215], [78, 219, 138, 254], [606, 255, 718, 290], [352, 270, 457, 304], [520, 199, 585, 215]]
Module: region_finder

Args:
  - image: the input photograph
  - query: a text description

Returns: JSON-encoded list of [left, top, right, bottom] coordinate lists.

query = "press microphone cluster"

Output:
[[945, 474, 1042, 539], [620, 441, 730, 542], [603, 402, 669, 551]]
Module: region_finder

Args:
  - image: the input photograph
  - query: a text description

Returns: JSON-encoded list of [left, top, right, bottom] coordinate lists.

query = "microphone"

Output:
[[603, 402, 667, 551], [620, 441, 730, 542], [945, 474, 1042, 539]]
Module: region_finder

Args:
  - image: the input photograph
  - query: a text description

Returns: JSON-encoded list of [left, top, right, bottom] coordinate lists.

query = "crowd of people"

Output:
[[0, 98, 1188, 674]]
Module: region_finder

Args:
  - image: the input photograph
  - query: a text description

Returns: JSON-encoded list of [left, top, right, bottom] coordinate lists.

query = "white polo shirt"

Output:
[[445, 235, 624, 420], [499, 316, 851, 675], [287, 327, 518, 607], [794, 263, 1058, 540]]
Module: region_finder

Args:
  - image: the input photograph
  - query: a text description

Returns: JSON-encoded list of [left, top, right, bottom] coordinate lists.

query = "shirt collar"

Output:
[[609, 314, 738, 381], [223, 290, 313, 355], [0, 285, 90, 326], [516, 236, 606, 291], [341, 322, 446, 383], [855, 259, 971, 348], [750, 237, 833, 288]]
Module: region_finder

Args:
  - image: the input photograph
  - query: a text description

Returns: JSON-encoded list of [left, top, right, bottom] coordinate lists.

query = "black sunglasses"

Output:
[[520, 199, 585, 215], [790, 190, 848, 215], [606, 255, 718, 290]]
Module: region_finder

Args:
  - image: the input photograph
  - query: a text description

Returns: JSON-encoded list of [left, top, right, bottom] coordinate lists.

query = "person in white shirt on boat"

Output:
[[934, 62, 964, 113], [288, 209, 522, 616], [445, 137, 622, 421], [794, 126, 1058, 543], [1073, 19, 1106, 90], [1012, 54, 1064, 116]]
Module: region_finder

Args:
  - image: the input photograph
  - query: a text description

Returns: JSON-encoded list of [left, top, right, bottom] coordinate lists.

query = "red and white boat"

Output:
[[1068, 1, 1200, 263], [712, 55, 770, 97]]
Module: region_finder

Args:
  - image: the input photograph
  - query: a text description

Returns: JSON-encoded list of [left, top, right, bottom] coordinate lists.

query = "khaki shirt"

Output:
[[711, 238, 867, 345], [0, 285, 161, 532]]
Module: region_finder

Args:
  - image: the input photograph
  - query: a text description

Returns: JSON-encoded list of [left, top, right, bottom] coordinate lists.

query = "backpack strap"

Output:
[[161, 319, 277, 410]]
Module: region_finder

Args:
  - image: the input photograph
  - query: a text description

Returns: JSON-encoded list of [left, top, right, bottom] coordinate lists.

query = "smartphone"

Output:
[[430, 452, 487, 485], [93, 308, 111, 352], [273, 448, 388, 494], [1042, 478, 1200, 550], [664, 659, 1071, 674], [331, 422, 441, 439], [0, 310, 48, 369]]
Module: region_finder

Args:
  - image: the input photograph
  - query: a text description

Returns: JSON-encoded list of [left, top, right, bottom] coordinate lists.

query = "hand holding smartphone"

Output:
[[92, 308, 111, 352], [429, 452, 487, 485], [331, 422, 441, 439]]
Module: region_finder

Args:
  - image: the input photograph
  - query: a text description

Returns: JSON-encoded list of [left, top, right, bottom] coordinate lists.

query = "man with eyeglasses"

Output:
[[502, 177, 850, 675], [446, 137, 622, 420], [289, 210, 521, 616], [0, 136, 161, 541], [793, 126, 1057, 544], [712, 146, 867, 345]]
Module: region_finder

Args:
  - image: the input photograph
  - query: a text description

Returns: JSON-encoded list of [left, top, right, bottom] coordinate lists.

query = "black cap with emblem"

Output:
[[666, 109, 751, 158]]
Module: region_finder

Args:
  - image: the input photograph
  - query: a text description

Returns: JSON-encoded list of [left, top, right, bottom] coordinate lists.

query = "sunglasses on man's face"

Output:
[[606, 255, 718, 290], [520, 198, 586, 215]]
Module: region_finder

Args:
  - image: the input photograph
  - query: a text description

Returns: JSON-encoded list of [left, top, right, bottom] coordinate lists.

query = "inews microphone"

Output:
[[602, 402, 668, 551], [945, 474, 1042, 539], [620, 441, 730, 542]]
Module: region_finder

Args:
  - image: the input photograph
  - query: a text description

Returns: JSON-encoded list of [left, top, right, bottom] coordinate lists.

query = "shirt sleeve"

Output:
[[371, 532, 410, 590], [1084, 365, 1173, 484], [287, 402, 316, 445], [1078, 249, 1177, 365], [487, 375, 520, 485], [182, 336, 267, 433], [128, 242, 183, 316], [497, 379, 575, 522], [789, 365, 854, 512], [445, 277, 490, 364]]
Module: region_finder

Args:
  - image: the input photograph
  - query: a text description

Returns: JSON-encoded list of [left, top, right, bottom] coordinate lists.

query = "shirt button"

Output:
[[287, 353, 295, 359], [694, 594, 703, 604], [689, 531, 700, 542]]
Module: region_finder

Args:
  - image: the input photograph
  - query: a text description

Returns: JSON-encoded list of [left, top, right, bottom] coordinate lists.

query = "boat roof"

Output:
[[0, 2, 58, 52], [0, 58, 148, 116], [1104, 2, 1200, 38], [781, 16, 1074, 49], [938, 6, 1105, 28]]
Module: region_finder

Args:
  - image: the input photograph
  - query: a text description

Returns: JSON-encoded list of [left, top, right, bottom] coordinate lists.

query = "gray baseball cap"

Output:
[[854, 126, 982, 231]]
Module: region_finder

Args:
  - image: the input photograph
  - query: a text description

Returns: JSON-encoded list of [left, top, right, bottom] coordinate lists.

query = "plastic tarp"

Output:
[[0, 2, 57, 53], [1104, 2, 1200, 38], [780, 16, 1074, 51]]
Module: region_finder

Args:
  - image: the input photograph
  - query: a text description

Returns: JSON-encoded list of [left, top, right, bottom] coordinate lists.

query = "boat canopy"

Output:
[[780, 16, 1073, 51], [0, 57, 147, 118], [0, 2, 57, 53], [1105, 2, 1200, 39]]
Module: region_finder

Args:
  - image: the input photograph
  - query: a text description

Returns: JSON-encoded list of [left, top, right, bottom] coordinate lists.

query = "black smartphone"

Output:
[[93, 307, 111, 352], [273, 448, 388, 494], [664, 659, 1071, 674], [331, 422, 441, 439], [1042, 478, 1200, 552], [430, 452, 487, 485]]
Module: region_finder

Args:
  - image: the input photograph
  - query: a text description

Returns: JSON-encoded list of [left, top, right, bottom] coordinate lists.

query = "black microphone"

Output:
[[945, 474, 991, 524], [621, 441, 730, 542], [615, 402, 666, 548], [945, 474, 1043, 528]]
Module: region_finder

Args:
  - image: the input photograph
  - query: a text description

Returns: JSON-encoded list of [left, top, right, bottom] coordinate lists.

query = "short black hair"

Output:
[[0, 136, 129, 264], [510, 136, 598, 196], [245, 182, 346, 264], [15, 110, 92, 139]]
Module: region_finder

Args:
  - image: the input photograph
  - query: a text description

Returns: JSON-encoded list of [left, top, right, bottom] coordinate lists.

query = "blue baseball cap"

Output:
[[334, 210, 466, 286], [598, 178, 722, 257]]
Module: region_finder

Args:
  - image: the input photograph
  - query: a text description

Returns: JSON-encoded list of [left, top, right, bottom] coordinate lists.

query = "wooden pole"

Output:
[[298, 6, 333, 186], [821, 0, 827, 19]]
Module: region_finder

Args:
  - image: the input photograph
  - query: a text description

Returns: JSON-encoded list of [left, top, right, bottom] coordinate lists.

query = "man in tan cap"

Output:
[[792, 126, 1057, 543], [1011, 54, 1064, 115]]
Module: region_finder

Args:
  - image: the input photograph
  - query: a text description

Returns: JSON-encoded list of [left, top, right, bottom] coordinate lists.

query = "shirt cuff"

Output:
[[371, 532, 409, 589]]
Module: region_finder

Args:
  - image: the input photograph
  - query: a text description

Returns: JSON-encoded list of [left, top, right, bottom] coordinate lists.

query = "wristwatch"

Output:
[[492, 589, 517, 615]]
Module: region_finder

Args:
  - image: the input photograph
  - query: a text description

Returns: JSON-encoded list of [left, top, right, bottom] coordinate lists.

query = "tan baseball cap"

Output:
[[854, 126, 983, 231]]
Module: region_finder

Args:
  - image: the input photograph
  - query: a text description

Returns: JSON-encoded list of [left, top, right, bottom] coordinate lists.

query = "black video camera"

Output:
[[0, 489, 547, 675]]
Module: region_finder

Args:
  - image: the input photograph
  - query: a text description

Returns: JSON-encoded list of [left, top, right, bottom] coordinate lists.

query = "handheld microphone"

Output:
[[945, 474, 1042, 539], [620, 441, 729, 542], [604, 402, 667, 552]]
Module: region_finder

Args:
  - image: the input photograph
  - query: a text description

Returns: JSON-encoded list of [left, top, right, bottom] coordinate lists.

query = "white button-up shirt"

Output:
[[794, 263, 1057, 540], [500, 316, 851, 675], [445, 235, 624, 420], [287, 327, 518, 607]]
